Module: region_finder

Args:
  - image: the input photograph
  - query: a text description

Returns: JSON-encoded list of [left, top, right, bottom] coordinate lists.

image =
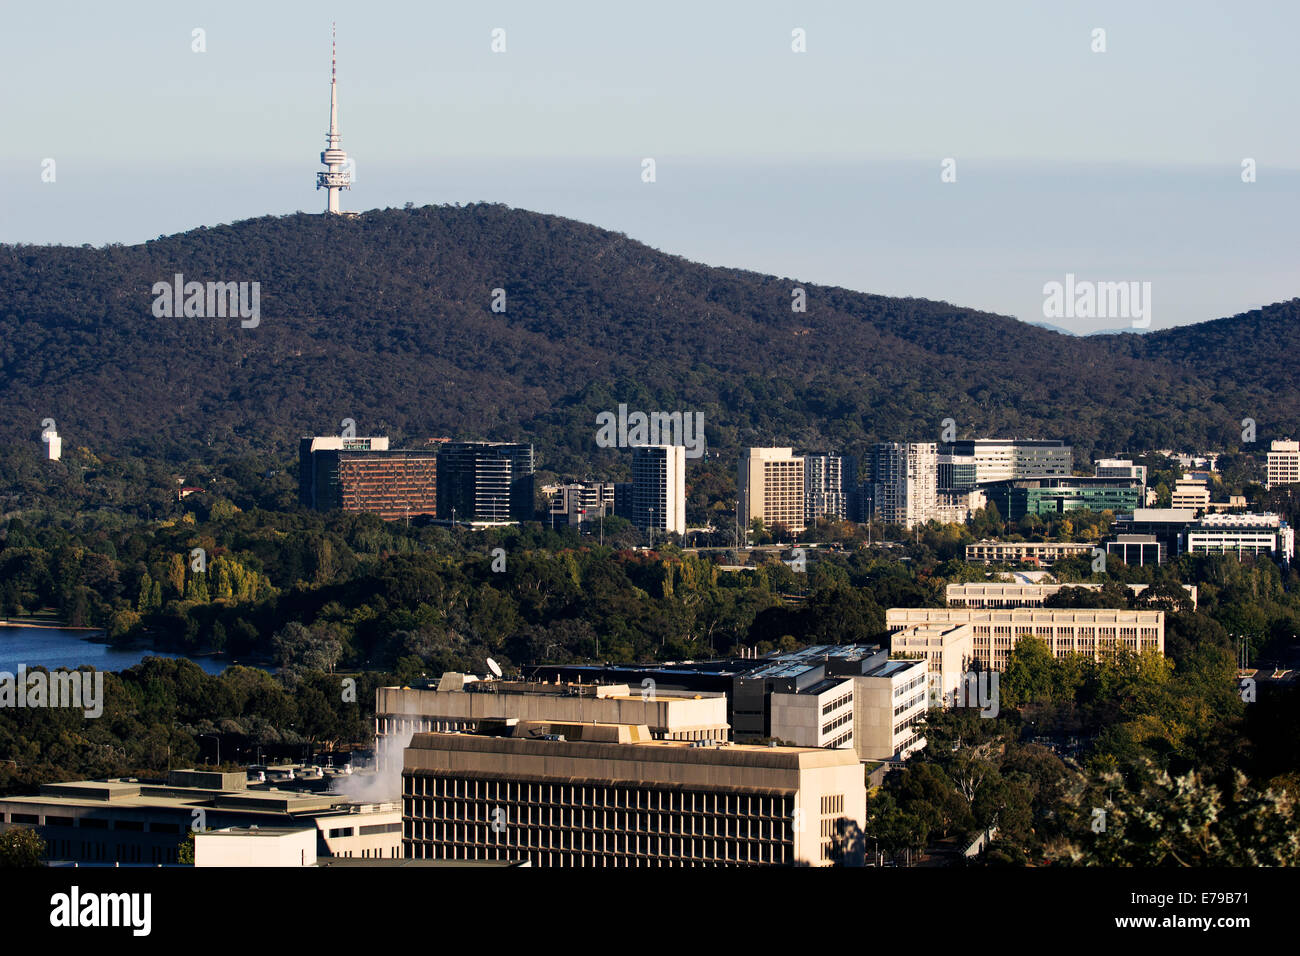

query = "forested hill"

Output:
[[0, 203, 1295, 473]]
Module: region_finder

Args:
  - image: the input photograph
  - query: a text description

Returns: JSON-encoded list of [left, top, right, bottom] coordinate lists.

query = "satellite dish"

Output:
[[486, 657, 503, 678]]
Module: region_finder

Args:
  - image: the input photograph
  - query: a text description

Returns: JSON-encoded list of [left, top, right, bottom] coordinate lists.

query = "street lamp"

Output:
[[198, 733, 220, 767]]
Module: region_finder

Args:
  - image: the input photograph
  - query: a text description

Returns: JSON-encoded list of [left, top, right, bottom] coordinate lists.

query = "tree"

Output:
[[0, 828, 46, 867], [1057, 761, 1300, 866]]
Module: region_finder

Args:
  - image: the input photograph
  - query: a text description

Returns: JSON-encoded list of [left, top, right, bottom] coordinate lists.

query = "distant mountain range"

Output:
[[0, 204, 1295, 473], [1023, 320, 1154, 337]]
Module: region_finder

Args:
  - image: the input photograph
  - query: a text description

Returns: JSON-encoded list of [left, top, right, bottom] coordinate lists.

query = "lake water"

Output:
[[0, 626, 235, 675]]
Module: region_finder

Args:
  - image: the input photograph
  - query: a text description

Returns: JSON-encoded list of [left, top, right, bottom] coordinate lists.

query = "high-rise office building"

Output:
[[437, 442, 535, 524], [738, 448, 806, 533], [1266, 440, 1300, 489], [632, 445, 686, 536], [938, 440, 1072, 490], [803, 454, 847, 523], [870, 442, 938, 529], [298, 436, 439, 520]]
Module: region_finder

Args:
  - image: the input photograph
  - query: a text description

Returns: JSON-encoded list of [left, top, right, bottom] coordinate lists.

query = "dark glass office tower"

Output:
[[436, 442, 535, 522]]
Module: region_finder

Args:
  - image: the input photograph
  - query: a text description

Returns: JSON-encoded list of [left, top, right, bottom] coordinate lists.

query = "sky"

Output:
[[1, 0, 1297, 332]]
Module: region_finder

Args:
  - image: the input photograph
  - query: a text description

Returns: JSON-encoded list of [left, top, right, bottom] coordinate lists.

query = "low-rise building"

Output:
[[1106, 534, 1166, 566], [0, 770, 402, 865], [1185, 513, 1294, 562], [526, 644, 926, 763], [945, 581, 1197, 610], [965, 540, 1096, 565], [376, 674, 731, 751], [195, 826, 318, 867], [885, 607, 1165, 670], [402, 722, 867, 866]]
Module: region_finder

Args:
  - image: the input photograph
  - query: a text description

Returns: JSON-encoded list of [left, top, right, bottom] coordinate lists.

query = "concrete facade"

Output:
[[886, 607, 1165, 670], [401, 724, 866, 867], [739, 447, 806, 534], [376, 678, 731, 749], [890, 622, 975, 706]]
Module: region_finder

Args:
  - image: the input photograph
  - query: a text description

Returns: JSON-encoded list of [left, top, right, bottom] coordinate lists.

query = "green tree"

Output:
[[0, 828, 46, 867]]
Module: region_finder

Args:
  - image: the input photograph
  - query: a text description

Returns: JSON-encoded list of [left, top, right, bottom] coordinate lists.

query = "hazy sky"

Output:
[[2, 0, 1297, 332]]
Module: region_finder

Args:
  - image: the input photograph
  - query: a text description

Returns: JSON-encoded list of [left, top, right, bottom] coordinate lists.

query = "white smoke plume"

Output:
[[329, 726, 416, 804]]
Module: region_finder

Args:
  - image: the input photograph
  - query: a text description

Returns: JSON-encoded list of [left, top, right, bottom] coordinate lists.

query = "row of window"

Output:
[[403, 775, 790, 818], [822, 709, 852, 736], [821, 692, 852, 717], [403, 805, 795, 841], [405, 835, 792, 865]]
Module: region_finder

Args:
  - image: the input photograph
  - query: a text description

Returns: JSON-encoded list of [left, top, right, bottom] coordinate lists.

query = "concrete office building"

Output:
[[851, 659, 929, 761], [1171, 478, 1211, 513], [532, 645, 927, 763], [195, 827, 319, 867], [945, 581, 1197, 610], [1107, 534, 1165, 567], [939, 440, 1072, 488], [437, 441, 535, 524], [547, 481, 615, 527], [1185, 513, 1294, 562], [298, 435, 438, 520], [1266, 440, 1300, 489], [401, 723, 866, 866], [981, 477, 1141, 522], [965, 540, 1096, 565], [871, 442, 938, 529], [1110, 509, 1198, 558], [739, 447, 806, 533], [632, 444, 686, 537], [885, 607, 1165, 670], [0, 771, 402, 864], [890, 623, 975, 706], [935, 489, 987, 524], [803, 454, 847, 523], [375, 673, 731, 748], [1095, 458, 1148, 486]]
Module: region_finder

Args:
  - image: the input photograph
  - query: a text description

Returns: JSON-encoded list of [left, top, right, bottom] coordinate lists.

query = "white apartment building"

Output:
[[632, 444, 686, 536], [871, 442, 938, 529], [1267, 440, 1300, 489], [965, 540, 1097, 565], [885, 607, 1165, 670], [739, 447, 806, 533], [803, 454, 847, 523]]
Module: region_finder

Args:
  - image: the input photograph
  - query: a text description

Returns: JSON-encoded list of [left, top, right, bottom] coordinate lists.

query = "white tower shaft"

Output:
[[316, 23, 351, 214]]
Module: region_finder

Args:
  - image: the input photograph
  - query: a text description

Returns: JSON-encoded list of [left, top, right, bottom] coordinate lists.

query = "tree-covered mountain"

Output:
[[0, 203, 1295, 475]]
